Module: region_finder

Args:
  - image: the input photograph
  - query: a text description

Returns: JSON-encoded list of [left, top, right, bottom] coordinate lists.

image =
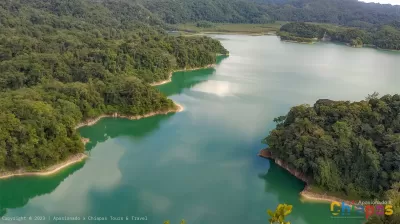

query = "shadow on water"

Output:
[[0, 105, 177, 216], [0, 162, 85, 217], [259, 160, 363, 224], [78, 57, 229, 151], [0, 67, 195, 217], [157, 56, 228, 97], [258, 160, 305, 205], [79, 113, 175, 151]]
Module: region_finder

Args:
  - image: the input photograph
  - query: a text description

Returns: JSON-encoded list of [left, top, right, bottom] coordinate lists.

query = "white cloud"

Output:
[[8, 139, 124, 217], [360, 0, 400, 5]]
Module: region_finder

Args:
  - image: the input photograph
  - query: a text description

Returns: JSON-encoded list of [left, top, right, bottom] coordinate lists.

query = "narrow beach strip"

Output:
[[150, 64, 215, 86], [75, 102, 184, 129], [299, 189, 352, 204], [0, 153, 88, 179], [0, 103, 183, 180]]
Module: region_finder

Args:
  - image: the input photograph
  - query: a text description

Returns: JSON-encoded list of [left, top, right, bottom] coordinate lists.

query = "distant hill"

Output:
[[141, 0, 400, 26], [139, 0, 274, 24]]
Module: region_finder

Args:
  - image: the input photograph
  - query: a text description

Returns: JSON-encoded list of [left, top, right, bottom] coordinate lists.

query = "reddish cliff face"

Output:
[[258, 149, 273, 158], [274, 159, 310, 184], [259, 148, 352, 204], [258, 149, 310, 184]]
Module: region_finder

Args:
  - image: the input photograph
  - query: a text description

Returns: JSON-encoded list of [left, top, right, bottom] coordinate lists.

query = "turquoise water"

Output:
[[2, 35, 400, 224]]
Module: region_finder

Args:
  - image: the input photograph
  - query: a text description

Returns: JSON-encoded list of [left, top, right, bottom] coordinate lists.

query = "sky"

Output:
[[360, 0, 400, 5]]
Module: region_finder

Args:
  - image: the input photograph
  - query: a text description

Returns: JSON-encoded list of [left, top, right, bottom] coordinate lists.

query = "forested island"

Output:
[[277, 22, 400, 50], [0, 0, 228, 174], [263, 93, 400, 223]]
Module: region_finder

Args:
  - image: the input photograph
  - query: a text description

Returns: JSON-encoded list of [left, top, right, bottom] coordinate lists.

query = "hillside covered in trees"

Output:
[[0, 0, 228, 172], [264, 94, 400, 198], [140, 0, 400, 50], [142, 0, 400, 27], [264, 94, 400, 222], [253, 0, 400, 26], [278, 22, 400, 50], [140, 0, 275, 24]]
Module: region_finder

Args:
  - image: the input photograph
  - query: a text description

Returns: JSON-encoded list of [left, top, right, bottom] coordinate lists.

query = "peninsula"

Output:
[[0, 91, 187, 179], [262, 95, 400, 204], [0, 0, 228, 177]]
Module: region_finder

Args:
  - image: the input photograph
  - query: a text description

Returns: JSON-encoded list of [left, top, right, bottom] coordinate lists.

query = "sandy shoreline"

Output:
[[150, 64, 215, 86], [0, 103, 183, 180], [75, 102, 184, 129], [258, 148, 352, 204], [299, 187, 353, 204], [0, 59, 217, 180], [0, 153, 88, 179]]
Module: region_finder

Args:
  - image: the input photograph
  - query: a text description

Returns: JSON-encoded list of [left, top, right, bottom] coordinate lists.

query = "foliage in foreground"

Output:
[[162, 204, 293, 224], [163, 220, 185, 224], [267, 204, 293, 224], [264, 93, 400, 199], [366, 183, 400, 223]]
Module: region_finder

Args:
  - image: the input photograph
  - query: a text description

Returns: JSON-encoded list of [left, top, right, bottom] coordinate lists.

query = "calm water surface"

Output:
[[1, 35, 400, 224]]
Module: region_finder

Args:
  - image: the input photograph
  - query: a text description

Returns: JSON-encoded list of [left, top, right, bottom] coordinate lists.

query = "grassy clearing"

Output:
[[172, 22, 350, 36], [174, 22, 285, 35]]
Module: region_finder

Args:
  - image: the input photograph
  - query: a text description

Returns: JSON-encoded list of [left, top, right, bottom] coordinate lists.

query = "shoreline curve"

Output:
[[75, 102, 184, 129], [0, 153, 88, 179], [258, 148, 353, 204], [0, 57, 218, 180], [150, 64, 216, 86], [0, 103, 184, 180]]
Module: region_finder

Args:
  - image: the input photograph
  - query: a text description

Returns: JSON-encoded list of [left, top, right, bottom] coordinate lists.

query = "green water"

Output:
[[2, 35, 400, 224]]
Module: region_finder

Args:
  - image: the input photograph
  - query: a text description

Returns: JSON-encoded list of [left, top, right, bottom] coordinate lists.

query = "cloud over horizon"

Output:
[[360, 0, 400, 5]]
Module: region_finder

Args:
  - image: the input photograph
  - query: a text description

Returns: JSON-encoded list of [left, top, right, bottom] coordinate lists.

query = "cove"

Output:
[[1, 35, 400, 224]]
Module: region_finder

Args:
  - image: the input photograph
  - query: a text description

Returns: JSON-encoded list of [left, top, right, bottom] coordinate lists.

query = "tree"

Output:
[[267, 204, 293, 224], [264, 94, 400, 198], [0, 0, 229, 172], [163, 219, 185, 224]]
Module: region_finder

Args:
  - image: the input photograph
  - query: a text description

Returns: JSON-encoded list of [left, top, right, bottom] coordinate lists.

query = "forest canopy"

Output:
[[0, 0, 228, 171], [278, 22, 400, 50], [264, 94, 400, 199], [140, 0, 400, 50], [141, 0, 400, 27]]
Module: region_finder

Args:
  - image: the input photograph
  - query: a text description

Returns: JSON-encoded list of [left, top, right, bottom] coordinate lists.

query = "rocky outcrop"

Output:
[[258, 148, 310, 184], [274, 158, 310, 184], [259, 148, 352, 204], [81, 138, 90, 145], [258, 149, 273, 158]]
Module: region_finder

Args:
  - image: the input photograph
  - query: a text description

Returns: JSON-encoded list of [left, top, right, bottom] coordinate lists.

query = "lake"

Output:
[[1, 35, 400, 224]]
